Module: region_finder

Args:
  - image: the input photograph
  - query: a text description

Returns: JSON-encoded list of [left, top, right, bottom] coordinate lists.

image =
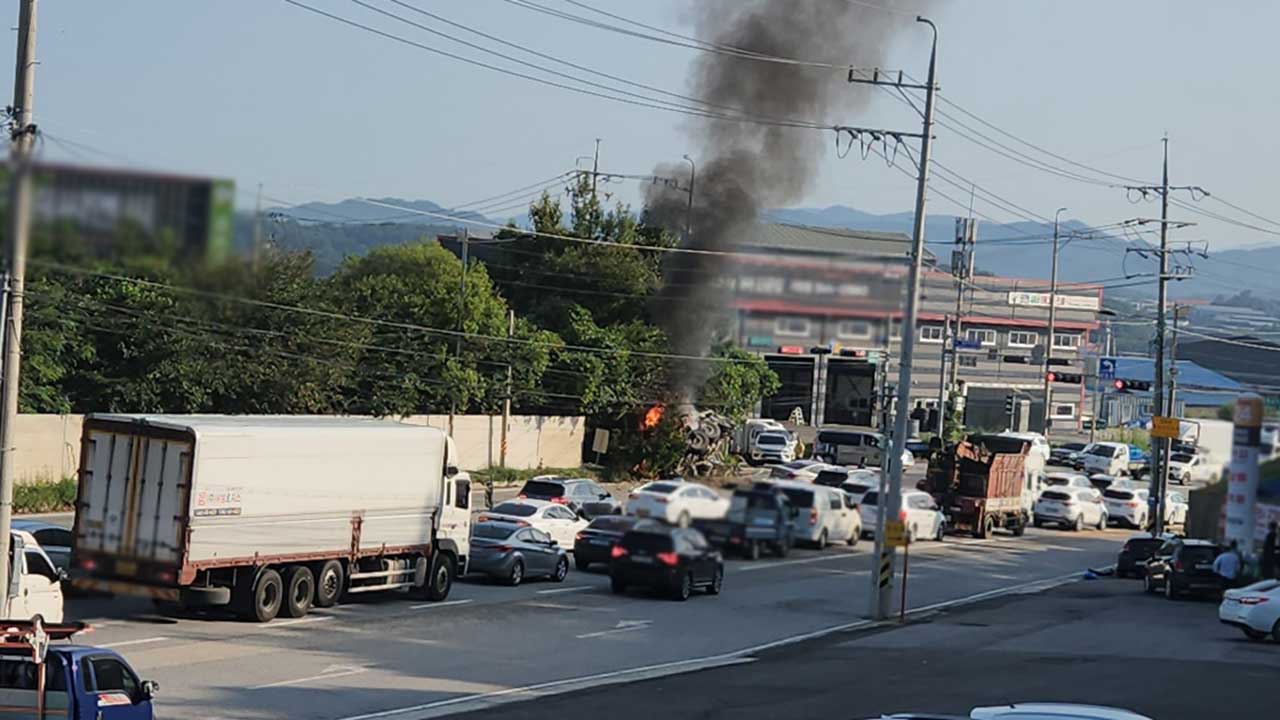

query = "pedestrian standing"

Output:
[[1213, 540, 1242, 593], [1263, 521, 1278, 580]]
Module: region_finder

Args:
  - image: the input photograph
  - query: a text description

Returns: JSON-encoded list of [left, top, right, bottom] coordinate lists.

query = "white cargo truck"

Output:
[[69, 415, 472, 622]]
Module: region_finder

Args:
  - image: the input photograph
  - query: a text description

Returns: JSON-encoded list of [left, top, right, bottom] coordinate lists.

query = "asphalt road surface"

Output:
[[61, 526, 1125, 720], [462, 570, 1280, 720]]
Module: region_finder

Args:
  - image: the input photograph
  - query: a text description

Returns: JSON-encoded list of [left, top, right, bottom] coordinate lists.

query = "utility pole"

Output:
[[591, 138, 601, 198], [946, 217, 976, 435], [450, 228, 470, 436], [934, 315, 949, 437], [1162, 305, 1185, 494], [500, 309, 514, 467], [0, 0, 38, 604], [873, 16, 938, 621], [682, 154, 696, 242], [1040, 208, 1067, 435], [252, 182, 264, 270]]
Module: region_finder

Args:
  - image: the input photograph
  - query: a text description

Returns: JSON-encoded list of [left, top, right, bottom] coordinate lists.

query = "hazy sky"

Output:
[[8, 0, 1279, 250]]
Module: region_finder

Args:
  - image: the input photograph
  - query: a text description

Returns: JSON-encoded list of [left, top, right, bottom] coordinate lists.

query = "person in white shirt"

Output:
[[1213, 540, 1242, 592]]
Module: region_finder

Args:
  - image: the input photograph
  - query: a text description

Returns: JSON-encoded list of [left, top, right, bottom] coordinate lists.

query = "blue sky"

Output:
[[8, 0, 1279, 249]]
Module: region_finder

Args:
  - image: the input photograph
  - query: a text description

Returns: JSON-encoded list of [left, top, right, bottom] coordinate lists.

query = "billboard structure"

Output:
[[0, 161, 235, 264]]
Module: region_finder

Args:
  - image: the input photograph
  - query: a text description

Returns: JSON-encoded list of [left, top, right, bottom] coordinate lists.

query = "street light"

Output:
[[1042, 207, 1068, 434], [681, 154, 696, 242]]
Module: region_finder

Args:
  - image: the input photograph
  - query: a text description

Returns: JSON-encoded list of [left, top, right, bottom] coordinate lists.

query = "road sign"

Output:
[[1099, 358, 1116, 381], [884, 520, 908, 548], [1151, 416, 1181, 439], [954, 338, 983, 351], [591, 428, 610, 454]]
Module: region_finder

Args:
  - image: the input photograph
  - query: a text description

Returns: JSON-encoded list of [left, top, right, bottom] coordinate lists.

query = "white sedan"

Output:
[[626, 480, 730, 527], [768, 460, 837, 482], [1163, 490, 1189, 526], [477, 499, 588, 548], [1219, 579, 1280, 641], [858, 489, 945, 543], [1043, 472, 1097, 498]]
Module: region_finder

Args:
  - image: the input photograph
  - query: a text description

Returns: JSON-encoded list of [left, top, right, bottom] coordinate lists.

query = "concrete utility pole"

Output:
[[946, 217, 976, 434], [682, 154, 696, 243], [1150, 140, 1171, 536], [1162, 305, 1185, 493], [1041, 207, 1067, 434], [591, 138, 601, 198], [934, 315, 949, 437], [500, 309, 515, 467], [0, 0, 38, 604], [874, 16, 938, 621], [450, 227, 470, 436]]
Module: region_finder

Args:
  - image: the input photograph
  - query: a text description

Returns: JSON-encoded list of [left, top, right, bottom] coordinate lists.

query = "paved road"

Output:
[[463, 569, 1279, 720], [62, 526, 1125, 720]]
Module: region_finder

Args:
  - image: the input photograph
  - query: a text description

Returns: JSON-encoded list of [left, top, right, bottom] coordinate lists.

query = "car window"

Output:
[[779, 488, 814, 508], [548, 506, 576, 520], [1103, 489, 1134, 500], [828, 492, 841, 510], [1075, 490, 1095, 502], [475, 524, 518, 540], [88, 657, 140, 697], [685, 530, 710, 551], [641, 482, 679, 494], [521, 480, 566, 498], [1041, 490, 1072, 501], [31, 528, 72, 548], [861, 491, 878, 506], [491, 502, 538, 517], [513, 529, 536, 543], [24, 551, 58, 581], [842, 493, 857, 509], [454, 479, 470, 510], [530, 528, 553, 544]]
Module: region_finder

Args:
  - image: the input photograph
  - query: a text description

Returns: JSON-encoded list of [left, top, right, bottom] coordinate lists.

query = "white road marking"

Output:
[[732, 552, 862, 572], [335, 568, 1095, 720], [409, 599, 474, 610], [100, 636, 169, 649], [536, 585, 592, 595], [262, 616, 333, 629], [252, 665, 368, 690], [575, 619, 651, 639]]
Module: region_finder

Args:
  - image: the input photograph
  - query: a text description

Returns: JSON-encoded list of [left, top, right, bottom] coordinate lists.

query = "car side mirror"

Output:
[[599, 492, 610, 500], [57, 568, 68, 582], [140, 680, 159, 700]]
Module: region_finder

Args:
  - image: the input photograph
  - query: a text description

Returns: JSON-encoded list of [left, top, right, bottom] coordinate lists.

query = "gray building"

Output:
[[729, 223, 1104, 433]]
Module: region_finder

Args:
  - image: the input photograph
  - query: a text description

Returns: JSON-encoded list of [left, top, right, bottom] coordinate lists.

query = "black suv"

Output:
[[1143, 538, 1222, 599], [609, 523, 724, 601], [517, 476, 621, 519], [1116, 534, 1175, 578]]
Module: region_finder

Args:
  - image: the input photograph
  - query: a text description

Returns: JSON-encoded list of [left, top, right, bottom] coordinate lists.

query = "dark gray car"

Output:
[[467, 521, 569, 587], [517, 477, 621, 519]]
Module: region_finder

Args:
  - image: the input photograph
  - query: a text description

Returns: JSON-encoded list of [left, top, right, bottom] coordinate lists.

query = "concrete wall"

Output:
[[11, 413, 585, 483]]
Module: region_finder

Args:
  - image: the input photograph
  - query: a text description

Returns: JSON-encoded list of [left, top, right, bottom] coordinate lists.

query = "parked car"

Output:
[[1049, 442, 1088, 466], [1082, 442, 1131, 476], [694, 484, 795, 559], [517, 476, 621, 519], [1088, 473, 1121, 493], [750, 430, 797, 465], [1103, 487, 1150, 528], [609, 524, 724, 600], [1033, 488, 1107, 531], [1164, 490, 1189, 527], [771, 480, 861, 548], [468, 521, 569, 586], [839, 469, 881, 502], [1219, 579, 1280, 641], [1143, 538, 1222, 599], [813, 467, 853, 488], [997, 431, 1052, 464], [767, 459, 830, 482], [11, 519, 73, 572], [477, 499, 589, 548], [626, 480, 730, 527], [1116, 533, 1177, 579], [1071, 443, 1097, 471], [572, 515, 640, 571], [1042, 472, 1098, 497], [858, 489, 944, 543]]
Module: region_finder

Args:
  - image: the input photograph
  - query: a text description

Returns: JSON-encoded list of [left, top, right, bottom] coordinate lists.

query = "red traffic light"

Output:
[[1045, 371, 1057, 383], [1113, 379, 1126, 390]]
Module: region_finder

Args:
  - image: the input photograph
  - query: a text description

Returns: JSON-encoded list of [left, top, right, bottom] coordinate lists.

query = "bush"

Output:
[[14, 477, 77, 514]]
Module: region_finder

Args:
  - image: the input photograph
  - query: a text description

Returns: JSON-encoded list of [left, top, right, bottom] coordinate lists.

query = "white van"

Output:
[[1082, 442, 1130, 477], [771, 481, 861, 549]]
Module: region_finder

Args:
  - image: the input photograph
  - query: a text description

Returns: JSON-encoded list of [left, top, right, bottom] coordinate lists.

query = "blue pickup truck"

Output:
[[0, 619, 157, 720]]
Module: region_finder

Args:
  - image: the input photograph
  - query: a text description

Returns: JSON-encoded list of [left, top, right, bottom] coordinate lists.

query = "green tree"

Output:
[[698, 343, 780, 421]]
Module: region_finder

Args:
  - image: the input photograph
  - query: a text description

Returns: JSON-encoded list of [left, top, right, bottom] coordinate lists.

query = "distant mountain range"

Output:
[[255, 198, 1279, 302]]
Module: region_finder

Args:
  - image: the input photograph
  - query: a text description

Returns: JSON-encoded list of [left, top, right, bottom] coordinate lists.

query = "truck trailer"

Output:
[[923, 434, 1031, 538], [70, 415, 472, 622]]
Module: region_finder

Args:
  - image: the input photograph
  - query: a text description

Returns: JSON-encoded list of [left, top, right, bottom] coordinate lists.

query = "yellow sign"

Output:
[[1151, 416, 1181, 440], [884, 520, 908, 548]]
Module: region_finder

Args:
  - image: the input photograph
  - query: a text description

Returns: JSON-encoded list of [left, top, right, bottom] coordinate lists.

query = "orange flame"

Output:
[[642, 404, 665, 430]]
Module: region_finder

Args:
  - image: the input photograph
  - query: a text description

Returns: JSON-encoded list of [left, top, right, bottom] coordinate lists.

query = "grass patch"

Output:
[[14, 476, 77, 514], [471, 466, 600, 486]]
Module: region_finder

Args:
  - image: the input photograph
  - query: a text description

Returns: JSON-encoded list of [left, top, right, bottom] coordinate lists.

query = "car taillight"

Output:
[[898, 510, 907, 523], [477, 515, 491, 523], [656, 551, 680, 566], [516, 520, 530, 527], [628, 492, 638, 500], [517, 494, 527, 499], [494, 545, 512, 552], [610, 545, 628, 559], [78, 557, 96, 571], [1239, 597, 1269, 605], [575, 532, 586, 542], [551, 497, 569, 505], [1173, 561, 1183, 571], [654, 497, 668, 504], [810, 508, 819, 524], [1128, 502, 1139, 508], [153, 569, 176, 584]]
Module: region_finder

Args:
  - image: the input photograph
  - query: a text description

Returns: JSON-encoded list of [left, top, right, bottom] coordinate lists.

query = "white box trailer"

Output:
[[70, 415, 473, 622]]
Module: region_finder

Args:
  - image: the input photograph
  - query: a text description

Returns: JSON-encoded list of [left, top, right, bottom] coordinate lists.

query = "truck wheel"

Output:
[[426, 553, 455, 600], [1011, 517, 1026, 537], [281, 566, 314, 619], [975, 515, 993, 539], [313, 560, 344, 608], [248, 569, 283, 623]]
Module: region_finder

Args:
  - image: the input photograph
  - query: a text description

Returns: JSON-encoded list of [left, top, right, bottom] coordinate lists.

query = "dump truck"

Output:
[[922, 434, 1031, 538], [70, 415, 473, 622]]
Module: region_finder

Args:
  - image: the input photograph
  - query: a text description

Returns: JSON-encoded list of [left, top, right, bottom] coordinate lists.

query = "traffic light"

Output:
[[1004, 394, 1014, 413], [1048, 372, 1083, 385], [1113, 379, 1152, 392]]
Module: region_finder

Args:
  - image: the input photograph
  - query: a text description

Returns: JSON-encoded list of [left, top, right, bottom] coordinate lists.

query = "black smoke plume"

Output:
[[647, 0, 924, 402]]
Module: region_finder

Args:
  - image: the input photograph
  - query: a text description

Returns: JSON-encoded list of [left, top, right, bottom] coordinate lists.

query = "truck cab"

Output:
[[438, 437, 473, 575], [6, 530, 65, 623], [0, 619, 157, 719]]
